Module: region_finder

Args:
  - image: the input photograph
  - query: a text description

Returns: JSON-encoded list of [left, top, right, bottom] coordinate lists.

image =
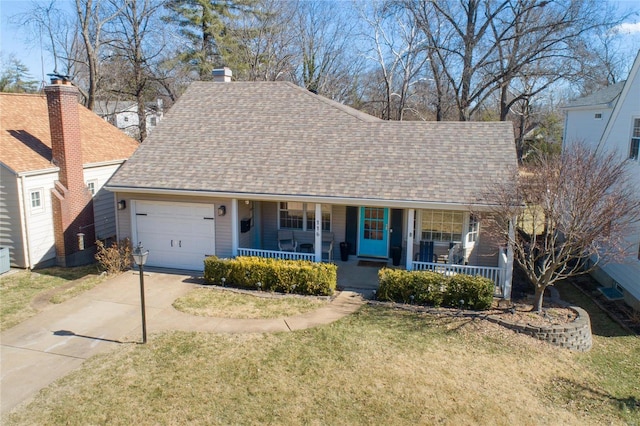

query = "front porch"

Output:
[[235, 247, 510, 298], [229, 199, 513, 298]]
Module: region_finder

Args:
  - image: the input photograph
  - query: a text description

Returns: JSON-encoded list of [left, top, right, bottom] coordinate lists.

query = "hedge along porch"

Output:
[[106, 72, 517, 298]]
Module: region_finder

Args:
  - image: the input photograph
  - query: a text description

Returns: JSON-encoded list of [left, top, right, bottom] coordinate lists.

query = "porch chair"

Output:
[[277, 230, 297, 252], [416, 240, 436, 262], [322, 232, 334, 261], [447, 242, 464, 265]]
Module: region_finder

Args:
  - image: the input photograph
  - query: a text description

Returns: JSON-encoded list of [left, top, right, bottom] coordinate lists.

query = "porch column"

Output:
[[504, 216, 515, 300], [231, 198, 239, 256], [314, 203, 322, 262], [405, 209, 415, 270]]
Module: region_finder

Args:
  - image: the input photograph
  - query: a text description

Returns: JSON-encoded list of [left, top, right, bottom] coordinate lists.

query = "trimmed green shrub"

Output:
[[377, 268, 495, 310], [203, 256, 336, 296], [443, 274, 494, 310]]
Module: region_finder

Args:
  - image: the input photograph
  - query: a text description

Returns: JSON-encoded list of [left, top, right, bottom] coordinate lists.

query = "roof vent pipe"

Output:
[[212, 67, 232, 83]]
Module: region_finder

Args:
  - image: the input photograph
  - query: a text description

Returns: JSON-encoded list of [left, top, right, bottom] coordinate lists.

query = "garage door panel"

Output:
[[134, 201, 216, 271]]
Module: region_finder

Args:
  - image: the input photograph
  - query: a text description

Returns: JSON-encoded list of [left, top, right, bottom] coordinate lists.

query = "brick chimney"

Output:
[[45, 78, 95, 266]]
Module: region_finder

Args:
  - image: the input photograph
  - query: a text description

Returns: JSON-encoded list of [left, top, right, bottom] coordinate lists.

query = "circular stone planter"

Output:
[[485, 306, 593, 352]]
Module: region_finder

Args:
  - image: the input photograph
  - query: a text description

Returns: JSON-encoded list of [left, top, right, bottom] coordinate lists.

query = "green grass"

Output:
[[5, 303, 639, 425], [0, 265, 105, 330], [173, 287, 329, 319]]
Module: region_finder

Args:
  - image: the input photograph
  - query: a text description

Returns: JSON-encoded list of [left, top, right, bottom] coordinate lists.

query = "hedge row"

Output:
[[204, 256, 337, 296], [377, 268, 494, 310]]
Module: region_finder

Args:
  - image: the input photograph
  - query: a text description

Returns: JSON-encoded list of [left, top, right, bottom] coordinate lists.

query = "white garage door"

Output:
[[133, 201, 215, 271]]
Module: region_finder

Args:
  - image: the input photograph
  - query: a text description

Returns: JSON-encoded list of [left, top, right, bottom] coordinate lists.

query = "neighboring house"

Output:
[[562, 50, 640, 311], [94, 99, 164, 140], [1, 80, 139, 269], [106, 69, 518, 297]]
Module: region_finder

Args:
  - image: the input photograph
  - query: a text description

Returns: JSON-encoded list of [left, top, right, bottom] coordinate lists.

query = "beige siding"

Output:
[[93, 189, 116, 240], [85, 164, 122, 240], [260, 203, 344, 250], [261, 202, 278, 250], [0, 166, 27, 267], [238, 200, 254, 249], [467, 215, 501, 267], [332, 205, 347, 243]]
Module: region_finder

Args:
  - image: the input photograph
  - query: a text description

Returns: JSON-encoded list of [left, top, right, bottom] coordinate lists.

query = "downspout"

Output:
[[114, 192, 120, 241], [17, 174, 33, 269]]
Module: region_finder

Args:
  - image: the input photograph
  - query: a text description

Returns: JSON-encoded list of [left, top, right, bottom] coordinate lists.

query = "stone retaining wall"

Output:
[[485, 306, 593, 352]]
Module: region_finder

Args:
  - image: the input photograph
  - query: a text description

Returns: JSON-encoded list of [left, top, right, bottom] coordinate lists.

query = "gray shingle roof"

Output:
[[107, 81, 517, 206], [563, 81, 626, 109]]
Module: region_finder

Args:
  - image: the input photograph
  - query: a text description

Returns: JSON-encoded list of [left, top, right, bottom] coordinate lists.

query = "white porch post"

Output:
[[406, 209, 415, 270], [231, 198, 239, 257], [314, 203, 322, 262], [504, 216, 515, 300]]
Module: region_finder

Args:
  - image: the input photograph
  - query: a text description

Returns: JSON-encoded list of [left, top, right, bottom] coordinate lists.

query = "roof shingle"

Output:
[[1, 92, 139, 174], [108, 82, 517, 206]]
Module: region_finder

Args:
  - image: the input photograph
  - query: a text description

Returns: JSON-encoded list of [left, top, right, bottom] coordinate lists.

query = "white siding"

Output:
[[23, 172, 58, 267], [0, 166, 27, 267], [564, 108, 612, 150], [596, 68, 640, 302]]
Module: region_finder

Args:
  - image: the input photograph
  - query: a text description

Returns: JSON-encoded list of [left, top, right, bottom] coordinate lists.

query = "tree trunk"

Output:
[[533, 285, 545, 312]]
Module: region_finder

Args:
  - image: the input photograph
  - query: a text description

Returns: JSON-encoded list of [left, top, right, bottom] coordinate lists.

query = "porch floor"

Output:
[[335, 258, 395, 298]]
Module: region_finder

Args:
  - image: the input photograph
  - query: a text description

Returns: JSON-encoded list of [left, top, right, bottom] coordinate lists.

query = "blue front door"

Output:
[[358, 207, 389, 258]]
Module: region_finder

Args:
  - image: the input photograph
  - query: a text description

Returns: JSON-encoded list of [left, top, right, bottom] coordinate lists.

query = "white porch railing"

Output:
[[237, 248, 315, 262], [411, 261, 506, 296]]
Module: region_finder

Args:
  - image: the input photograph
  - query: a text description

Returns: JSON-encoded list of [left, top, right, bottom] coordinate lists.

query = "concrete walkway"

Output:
[[1, 270, 364, 415]]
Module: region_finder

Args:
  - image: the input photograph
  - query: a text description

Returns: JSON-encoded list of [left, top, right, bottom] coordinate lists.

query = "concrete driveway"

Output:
[[1, 269, 363, 415]]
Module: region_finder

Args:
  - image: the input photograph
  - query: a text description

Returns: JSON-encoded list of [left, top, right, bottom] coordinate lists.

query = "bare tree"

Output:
[[482, 144, 640, 311], [405, 0, 625, 122], [15, 1, 85, 88], [232, 0, 298, 81], [105, 0, 165, 141], [75, 0, 126, 110], [292, 0, 361, 100], [357, 0, 429, 120]]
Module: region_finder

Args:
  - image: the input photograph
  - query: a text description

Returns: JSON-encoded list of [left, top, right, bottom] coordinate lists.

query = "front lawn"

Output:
[[173, 287, 329, 319], [5, 303, 639, 425], [0, 265, 106, 331]]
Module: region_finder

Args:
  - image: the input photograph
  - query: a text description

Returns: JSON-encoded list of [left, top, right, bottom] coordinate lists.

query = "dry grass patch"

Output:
[[6, 305, 638, 425], [172, 287, 329, 319]]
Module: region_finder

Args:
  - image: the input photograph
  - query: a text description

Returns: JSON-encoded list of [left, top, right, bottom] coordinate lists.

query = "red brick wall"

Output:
[[45, 82, 95, 265]]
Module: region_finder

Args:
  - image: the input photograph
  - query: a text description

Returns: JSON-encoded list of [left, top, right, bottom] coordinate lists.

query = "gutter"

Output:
[[104, 185, 504, 211]]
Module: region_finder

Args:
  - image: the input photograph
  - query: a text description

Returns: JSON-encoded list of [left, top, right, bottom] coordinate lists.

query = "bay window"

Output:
[[419, 209, 464, 243]]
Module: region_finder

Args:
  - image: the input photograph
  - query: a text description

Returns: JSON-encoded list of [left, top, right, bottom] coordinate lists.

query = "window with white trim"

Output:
[[467, 214, 479, 243], [630, 118, 640, 161], [594, 113, 602, 119], [420, 210, 463, 242], [279, 202, 330, 231], [30, 189, 44, 213], [86, 180, 97, 196]]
